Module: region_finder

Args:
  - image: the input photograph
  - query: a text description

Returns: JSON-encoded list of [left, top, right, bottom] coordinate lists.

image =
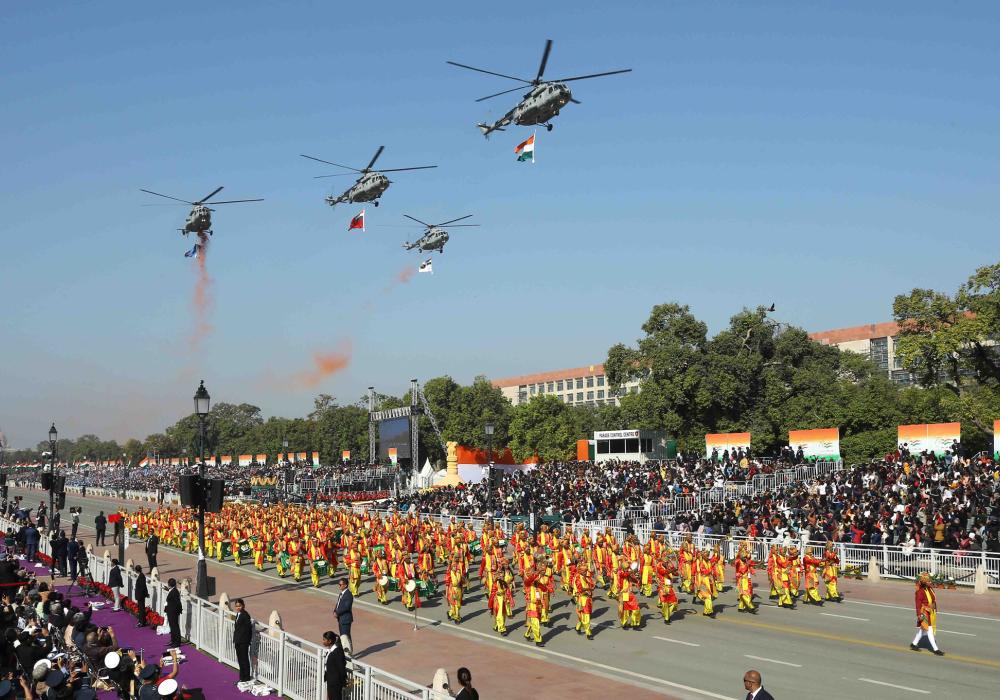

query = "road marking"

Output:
[[858, 678, 930, 694], [653, 636, 701, 647], [819, 612, 869, 622], [714, 615, 1000, 669], [939, 630, 976, 637], [743, 654, 801, 668], [846, 600, 1000, 623], [42, 494, 739, 700]]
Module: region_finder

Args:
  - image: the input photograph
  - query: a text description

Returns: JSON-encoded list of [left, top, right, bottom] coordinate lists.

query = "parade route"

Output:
[[13, 487, 1000, 700]]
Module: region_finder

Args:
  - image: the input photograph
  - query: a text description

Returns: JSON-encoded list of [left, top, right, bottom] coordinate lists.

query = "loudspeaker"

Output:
[[205, 479, 225, 513], [0, 473, 6, 486], [179, 474, 202, 507], [205, 576, 216, 597], [54, 475, 66, 493], [56, 492, 66, 510], [40, 473, 53, 490], [489, 467, 503, 490]]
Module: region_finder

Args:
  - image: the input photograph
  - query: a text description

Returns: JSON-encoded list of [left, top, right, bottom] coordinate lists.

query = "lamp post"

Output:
[[484, 421, 495, 498], [194, 380, 211, 598], [47, 423, 57, 582]]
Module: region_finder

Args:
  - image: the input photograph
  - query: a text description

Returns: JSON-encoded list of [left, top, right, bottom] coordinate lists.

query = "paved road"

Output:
[[12, 487, 1000, 700]]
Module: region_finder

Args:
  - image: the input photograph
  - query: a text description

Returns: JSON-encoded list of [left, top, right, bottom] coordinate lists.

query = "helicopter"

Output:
[[447, 39, 631, 137], [300, 146, 436, 208], [401, 214, 478, 254], [140, 186, 263, 236]]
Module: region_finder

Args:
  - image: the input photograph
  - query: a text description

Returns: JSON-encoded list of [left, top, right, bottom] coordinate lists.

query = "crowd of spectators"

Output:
[[391, 446, 999, 553]]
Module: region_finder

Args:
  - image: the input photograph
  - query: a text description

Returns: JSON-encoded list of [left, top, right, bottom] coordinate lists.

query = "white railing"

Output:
[[2, 515, 445, 700]]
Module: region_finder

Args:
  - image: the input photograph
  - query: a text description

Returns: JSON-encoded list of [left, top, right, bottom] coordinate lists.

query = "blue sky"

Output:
[[2, 2, 998, 446]]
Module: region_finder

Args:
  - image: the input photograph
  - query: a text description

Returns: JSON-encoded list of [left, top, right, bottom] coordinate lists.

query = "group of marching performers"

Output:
[[126, 504, 845, 646]]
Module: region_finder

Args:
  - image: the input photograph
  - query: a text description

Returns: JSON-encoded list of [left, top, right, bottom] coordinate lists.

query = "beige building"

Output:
[[809, 321, 914, 385], [491, 364, 643, 407]]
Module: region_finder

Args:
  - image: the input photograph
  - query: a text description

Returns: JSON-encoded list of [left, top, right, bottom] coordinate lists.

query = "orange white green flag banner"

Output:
[[897, 423, 961, 457], [788, 428, 840, 460]]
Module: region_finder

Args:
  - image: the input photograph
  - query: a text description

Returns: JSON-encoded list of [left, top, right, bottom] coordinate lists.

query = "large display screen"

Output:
[[378, 416, 412, 460]]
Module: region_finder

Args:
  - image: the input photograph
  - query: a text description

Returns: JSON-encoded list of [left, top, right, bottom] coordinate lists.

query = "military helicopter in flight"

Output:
[[447, 39, 631, 137], [402, 214, 478, 254], [140, 186, 263, 236], [300, 146, 436, 208]]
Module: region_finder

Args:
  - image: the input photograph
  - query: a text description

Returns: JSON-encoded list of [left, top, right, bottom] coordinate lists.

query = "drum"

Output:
[[313, 559, 330, 577], [388, 576, 400, 591], [417, 579, 437, 596], [377, 575, 389, 587], [238, 540, 252, 556], [220, 542, 232, 558], [360, 557, 370, 575], [332, 529, 343, 546], [267, 543, 276, 558], [470, 539, 482, 555], [278, 552, 291, 571], [404, 579, 417, 593], [371, 544, 385, 558]]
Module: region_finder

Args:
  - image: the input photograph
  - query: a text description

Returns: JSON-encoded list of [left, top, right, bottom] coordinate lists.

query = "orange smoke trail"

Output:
[[190, 233, 213, 350], [294, 341, 353, 388], [380, 263, 417, 294]]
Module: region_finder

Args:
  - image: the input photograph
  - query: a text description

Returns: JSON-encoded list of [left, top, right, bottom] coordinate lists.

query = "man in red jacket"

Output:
[[911, 572, 944, 655]]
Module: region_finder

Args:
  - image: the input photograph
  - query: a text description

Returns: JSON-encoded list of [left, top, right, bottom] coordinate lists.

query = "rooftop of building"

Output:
[[809, 320, 900, 345], [492, 363, 607, 388]]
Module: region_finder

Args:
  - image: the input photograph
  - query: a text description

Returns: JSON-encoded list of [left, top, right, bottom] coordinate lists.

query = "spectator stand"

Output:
[[1, 513, 451, 700]]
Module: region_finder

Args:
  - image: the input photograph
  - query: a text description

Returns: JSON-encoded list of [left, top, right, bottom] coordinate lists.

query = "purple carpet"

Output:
[[25, 560, 251, 699]]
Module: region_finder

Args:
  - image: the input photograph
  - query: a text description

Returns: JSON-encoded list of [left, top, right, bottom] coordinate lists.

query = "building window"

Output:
[[891, 369, 913, 386], [564, 395, 572, 403], [597, 389, 605, 399], [517, 391, 527, 405], [577, 392, 584, 401], [587, 377, 594, 388], [640, 438, 652, 452], [547, 382, 554, 392], [597, 376, 605, 387], [870, 337, 889, 371], [625, 438, 639, 453], [537, 383, 544, 394], [556, 380, 563, 391], [585, 390, 593, 400], [576, 378, 583, 389], [529, 385, 536, 395]]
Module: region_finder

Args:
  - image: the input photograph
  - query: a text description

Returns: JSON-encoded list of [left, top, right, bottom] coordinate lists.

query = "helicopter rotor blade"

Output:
[[207, 199, 264, 205], [441, 224, 479, 228], [140, 189, 194, 205], [446, 61, 532, 84], [535, 39, 553, 83], [475, 85, 529, 103], [198, 186, 225, 204], [436, 214, 474, 226], [570, 98, 582, 104], [551, 68, 632, 83], [403, 214, 433, 228], [312, 173, 359, 178], [300, 154, 363, 172], [378, 165, 437, 173], [365, 146, 385, 172]]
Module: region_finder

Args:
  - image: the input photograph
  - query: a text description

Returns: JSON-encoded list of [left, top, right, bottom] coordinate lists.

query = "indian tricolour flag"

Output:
[[515, 134, 535, 162]]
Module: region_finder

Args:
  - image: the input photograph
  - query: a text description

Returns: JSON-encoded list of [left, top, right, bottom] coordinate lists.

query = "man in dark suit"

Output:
[[134, 565, 148, 627], [321, 631, 347, 700], [94, 511, 107, 546], [165, 577, 183, 647], [233, 598, 253, 684], [742, 669, 775, 700], [333, 578, 354, 655], [145, 532, 159, 571]]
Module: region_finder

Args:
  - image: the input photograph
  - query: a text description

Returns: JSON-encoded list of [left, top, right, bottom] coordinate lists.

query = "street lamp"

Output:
[[47, 423, 57, 582], [484, 421, 495, 497], [194, 380, 211, 598]]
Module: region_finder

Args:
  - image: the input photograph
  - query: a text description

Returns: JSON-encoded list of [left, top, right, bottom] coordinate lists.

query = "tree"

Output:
[[509, 395, 580, 462]]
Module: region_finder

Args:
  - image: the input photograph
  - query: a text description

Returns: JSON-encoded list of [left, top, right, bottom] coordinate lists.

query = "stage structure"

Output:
[[368, 379, 446, 470]]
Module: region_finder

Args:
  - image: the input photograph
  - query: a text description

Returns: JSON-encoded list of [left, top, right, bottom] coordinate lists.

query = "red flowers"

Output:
[[79, 578, 163, 626]]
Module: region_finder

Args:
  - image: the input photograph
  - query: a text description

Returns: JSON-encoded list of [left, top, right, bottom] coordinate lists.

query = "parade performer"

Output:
[[712, 543, 725, 594], [802, 549, 825, 605], [522, 565, 544, 647], [733, 544, 757, 613], [617, 561, 642, 629], [774, 546, 794, 609], [372, 548, 390, 604], [640, 542, 655, 597], [822, 542, 843, 602], [655, 555, 679, 624], [490, 576, 513, 636], [346, 545, 362, 595], [679, 537, 695, 594], [696, 549, 716, 617], [767, 544, 779, 599], [291, 538, 306, 582], [573, 561, 595, 640], [446, 555, 464, 624], [911, 573, 944, 655], [787, 546, 802, 599]]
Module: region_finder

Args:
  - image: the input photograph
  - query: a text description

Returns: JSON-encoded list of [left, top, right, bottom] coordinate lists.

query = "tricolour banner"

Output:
[[220, 455, 233, 466], [255, 453, 267, 464], [238, 454, 252, 466], [388, 447, 398, 466], [296, 451, 308, 462], [312, 451, 320, 466], [994, 420, 999, 460], [788, 428, 840, 460], [206, 456, 216, 467], [897, 423, 961, 457], [342, 450, 351, 461], [705, 432, 751, 459]]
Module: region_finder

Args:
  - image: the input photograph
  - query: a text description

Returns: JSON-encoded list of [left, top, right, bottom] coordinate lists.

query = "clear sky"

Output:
[[2, 2, 998, 447]]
